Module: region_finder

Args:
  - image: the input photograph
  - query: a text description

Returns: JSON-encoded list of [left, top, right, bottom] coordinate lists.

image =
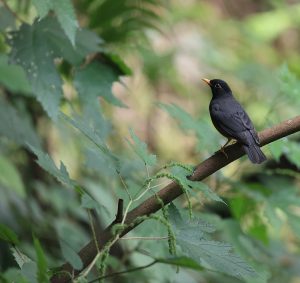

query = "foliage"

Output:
[[0, 1, 300, 283]]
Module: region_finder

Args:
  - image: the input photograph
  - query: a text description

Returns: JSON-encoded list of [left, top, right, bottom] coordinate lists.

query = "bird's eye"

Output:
[[215, 83, 222, 89]]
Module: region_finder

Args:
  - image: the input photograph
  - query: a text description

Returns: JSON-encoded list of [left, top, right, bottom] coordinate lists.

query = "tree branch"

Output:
[[51, 115, 300, 283]]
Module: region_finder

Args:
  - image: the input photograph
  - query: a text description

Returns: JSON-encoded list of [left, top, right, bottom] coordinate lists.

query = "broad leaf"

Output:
[[61, 113, 119, 171], [59, 240, 83, 270], [9, 17, 102, 119], [159, 103, 219, 152], [127, 128, 156, 166], [32, 0, 78, 45], [170, 167, 224, 203], [29, 146, 75, 189], [74, 61, 126, 107], [169, 204, 257, 280]]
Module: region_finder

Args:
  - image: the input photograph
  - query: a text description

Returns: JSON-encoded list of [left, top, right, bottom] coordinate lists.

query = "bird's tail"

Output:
[[242, 143, 266, 164]]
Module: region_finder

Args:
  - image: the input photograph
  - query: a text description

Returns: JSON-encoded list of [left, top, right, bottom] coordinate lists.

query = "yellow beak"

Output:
[[202, 78, 211, 86]]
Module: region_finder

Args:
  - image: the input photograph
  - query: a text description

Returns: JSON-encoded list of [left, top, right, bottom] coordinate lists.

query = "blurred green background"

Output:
[[0, 0, 300, 282]]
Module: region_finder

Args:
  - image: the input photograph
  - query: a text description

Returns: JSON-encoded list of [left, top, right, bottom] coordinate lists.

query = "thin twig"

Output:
[[120, 236, 169, 241], [115, 199, 124, 223], [87, 261, 157, 283]]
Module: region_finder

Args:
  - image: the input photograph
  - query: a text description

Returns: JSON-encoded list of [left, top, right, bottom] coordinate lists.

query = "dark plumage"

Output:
[[202, 78, 266, 164]]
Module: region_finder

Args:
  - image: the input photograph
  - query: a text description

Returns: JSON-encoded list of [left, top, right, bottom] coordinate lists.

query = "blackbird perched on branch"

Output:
[[202, 78, 266, 164]]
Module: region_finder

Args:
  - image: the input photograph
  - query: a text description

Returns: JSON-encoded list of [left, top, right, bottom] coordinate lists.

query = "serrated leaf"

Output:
[[29, 146, 75, 188], [32, 0, 52, 18], [32, 0, 78, 45], [9, 19, 63, 120], [61, 112, 119, 171], [0, 223, 19, 245], [169, 204, 257, 280], [159, 103, 219, 152], [191, 181, 226, 204], [52, 0, 78, 45], [0, 54, 31, 93], [33, 237, 49, 283], [74, 61, 126, 107], [170, 167, 224, 203], [0, 155, 26, 197], [9, 17, 101, 120], [11, 247, 31, 268], [127, 128, 156, 166], [0, 98, 41, 148]]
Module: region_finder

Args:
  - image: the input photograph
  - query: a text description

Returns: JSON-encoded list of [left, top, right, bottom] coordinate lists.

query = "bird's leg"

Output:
[[219, 138, 232, 159]]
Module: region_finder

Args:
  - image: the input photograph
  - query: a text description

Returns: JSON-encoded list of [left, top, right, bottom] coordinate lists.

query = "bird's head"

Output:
[[202, 78, 232, 97]]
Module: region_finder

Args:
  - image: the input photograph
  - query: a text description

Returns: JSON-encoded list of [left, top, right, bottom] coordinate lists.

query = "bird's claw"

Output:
[[220, 147, 229, 159]]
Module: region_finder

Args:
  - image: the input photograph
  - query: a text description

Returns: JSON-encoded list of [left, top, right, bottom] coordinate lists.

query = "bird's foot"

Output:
[[220, 146, 229, 159]]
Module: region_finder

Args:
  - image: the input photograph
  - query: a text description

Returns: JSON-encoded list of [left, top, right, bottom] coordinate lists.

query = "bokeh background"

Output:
[[1, 0, 300, 282]]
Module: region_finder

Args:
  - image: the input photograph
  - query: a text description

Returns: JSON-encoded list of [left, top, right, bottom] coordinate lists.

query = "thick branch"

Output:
[[51, 115, 300, 283]]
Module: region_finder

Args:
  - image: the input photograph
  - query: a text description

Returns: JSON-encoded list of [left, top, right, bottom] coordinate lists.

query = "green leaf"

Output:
[[32, 0, 52, 18], [80, 193, 109, 215], [0, 6, 15, 31], [0, 155, 26, 197], [278, 63, 300, 105], [156, 256, 204, 271], [9, 17, 101, 119], [9, 19, 63, 120], [191, 181, 226, 204], [21, 262, 38, 283], [29, 146, 75, 188], [33, 237, 49, 283], [169, 204, 257, 280], [74, 61, 126, 107], [0, 223, 19, 245], [170, 167, 224, 203], [61, 112, 119, 171], [59, 240, 83, 270], [159, 103, 219, 152], [0, 54, 31, 93], [52, 0, 78, 46], [11, 247, 31, 268], [102, 52, 132, 76], [32, 0, 78, 45], [0, 98, 41, 148], [127, 128, 156, 166]]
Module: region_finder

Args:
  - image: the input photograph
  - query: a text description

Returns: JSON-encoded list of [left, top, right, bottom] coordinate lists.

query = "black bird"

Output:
[[202, 78, 266, 164]]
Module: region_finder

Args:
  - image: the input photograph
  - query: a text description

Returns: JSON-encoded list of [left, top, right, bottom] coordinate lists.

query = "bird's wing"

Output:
[[213, 110, 260, 145]]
